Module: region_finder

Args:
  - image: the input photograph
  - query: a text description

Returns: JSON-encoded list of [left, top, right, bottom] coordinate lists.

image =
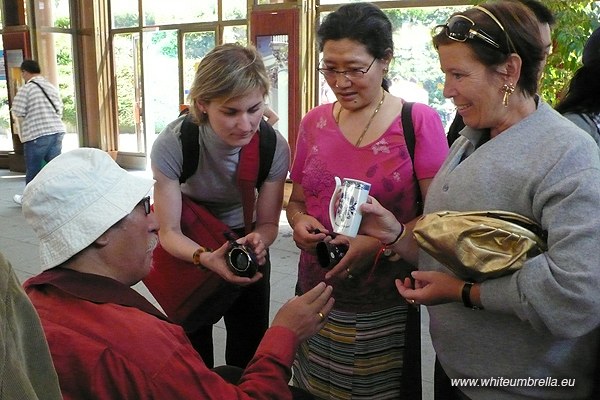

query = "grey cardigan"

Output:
[[423, 101, 600, 399]]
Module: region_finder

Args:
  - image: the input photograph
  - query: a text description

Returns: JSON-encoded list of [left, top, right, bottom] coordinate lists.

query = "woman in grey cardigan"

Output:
[[354, 2, 600, 399]]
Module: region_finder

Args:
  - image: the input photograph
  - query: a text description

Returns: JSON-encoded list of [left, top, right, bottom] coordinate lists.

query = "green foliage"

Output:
[[383, 7, 466, 126], [54, 16, 69, 29], [115, 60, 137, 133], [184, 33, 216, 59], [56, 45, 71, 66], [151, 31, 178, 58], [113, 13, 138, 29], [541, 1, 600, 105]]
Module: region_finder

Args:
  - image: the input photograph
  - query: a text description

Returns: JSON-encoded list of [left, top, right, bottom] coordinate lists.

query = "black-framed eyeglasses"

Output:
[[433, 6, 515, 54], [139, 196, 151, 215], [317, 57, 377, 81]]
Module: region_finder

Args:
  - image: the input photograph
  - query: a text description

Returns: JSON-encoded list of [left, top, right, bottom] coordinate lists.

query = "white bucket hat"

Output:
[[22, 148, 155, 271]]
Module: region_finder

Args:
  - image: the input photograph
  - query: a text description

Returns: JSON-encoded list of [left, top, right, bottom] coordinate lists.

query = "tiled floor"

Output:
[[0, 166, 435, 398]]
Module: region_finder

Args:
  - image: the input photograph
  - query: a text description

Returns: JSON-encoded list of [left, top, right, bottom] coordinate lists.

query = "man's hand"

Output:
[[272, 282, 335, 342]]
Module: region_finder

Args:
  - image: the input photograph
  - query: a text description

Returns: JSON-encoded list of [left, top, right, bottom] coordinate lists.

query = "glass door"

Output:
[[114, 32, 143, 153], [251, 9, 299, 156], [142, 29, 179, 155]]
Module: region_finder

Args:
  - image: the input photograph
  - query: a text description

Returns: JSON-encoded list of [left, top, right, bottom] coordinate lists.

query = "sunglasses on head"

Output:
[[433, 5, 515, 54]]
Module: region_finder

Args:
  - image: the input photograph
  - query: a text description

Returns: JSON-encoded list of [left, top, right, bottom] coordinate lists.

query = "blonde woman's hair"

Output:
[[187, 43, 271, 124]]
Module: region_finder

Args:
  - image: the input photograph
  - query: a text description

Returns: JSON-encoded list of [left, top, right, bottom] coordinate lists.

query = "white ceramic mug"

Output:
[[329, 176, 371, 237]]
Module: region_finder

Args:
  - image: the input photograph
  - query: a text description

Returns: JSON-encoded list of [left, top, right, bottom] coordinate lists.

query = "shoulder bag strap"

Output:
[[29, 80, 58, 113], [238, 120, 277, 234]]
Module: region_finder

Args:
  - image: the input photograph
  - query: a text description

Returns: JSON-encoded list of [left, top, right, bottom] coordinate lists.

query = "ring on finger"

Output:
[[317, 312, 325, 321]]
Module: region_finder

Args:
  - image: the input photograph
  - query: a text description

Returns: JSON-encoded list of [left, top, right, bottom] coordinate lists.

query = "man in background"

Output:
[[11, 59, 66, 205]]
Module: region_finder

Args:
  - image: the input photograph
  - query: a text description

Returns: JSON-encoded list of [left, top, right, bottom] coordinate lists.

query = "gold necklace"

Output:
[[337, 90, 386, 147]]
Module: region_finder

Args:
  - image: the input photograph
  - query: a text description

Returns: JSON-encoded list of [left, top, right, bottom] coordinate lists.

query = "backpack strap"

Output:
[[399, 100, 423, 399], [402, 102, 416, 168], [179, 117, 276, 188], [179, 116, 278, 234], [179, 115, 200, 184], [256, 119, 277, 189], [401, 101, 423, 209]]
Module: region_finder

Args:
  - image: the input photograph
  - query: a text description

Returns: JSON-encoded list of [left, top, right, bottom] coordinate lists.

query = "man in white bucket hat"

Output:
[[22, 147, 333, 400]]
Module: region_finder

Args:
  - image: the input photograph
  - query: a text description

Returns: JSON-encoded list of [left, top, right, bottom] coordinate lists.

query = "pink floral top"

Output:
[[290, 101, 449, 311]]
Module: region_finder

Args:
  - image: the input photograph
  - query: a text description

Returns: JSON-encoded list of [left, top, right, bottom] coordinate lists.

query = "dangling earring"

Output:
[[502, 83, 515, 107]]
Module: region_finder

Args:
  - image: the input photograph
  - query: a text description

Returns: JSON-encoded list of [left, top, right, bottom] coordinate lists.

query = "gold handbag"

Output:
[[413, 210, 547, 282]]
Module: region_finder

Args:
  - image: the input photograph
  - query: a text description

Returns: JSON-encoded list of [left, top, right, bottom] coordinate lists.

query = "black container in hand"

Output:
[[316, 241, 349, 269], [226, 242, 259, 278]]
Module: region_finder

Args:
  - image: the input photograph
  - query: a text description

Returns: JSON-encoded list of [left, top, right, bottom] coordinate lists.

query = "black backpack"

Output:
[[178, 115, 277, 188]]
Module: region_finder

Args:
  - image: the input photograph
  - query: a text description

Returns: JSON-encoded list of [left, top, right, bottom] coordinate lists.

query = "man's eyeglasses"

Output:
[[318, 57, 377, 81], [139, 196, 151, 216], [433, 6, 515, 54]]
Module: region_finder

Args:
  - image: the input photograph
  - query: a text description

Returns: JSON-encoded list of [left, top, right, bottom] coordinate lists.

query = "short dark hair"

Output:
[[317, 2, 393, 91], [20, 59, 41, 74]]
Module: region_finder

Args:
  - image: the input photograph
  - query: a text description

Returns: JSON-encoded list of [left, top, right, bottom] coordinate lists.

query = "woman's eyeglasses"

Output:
[[318, 57, 377, 81], [433, 6, 515, 54]]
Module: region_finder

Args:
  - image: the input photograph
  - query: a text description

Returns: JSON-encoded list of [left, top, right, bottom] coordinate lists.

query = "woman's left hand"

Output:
[[396, 270, 463, 306], [324, 234, 382, 280]]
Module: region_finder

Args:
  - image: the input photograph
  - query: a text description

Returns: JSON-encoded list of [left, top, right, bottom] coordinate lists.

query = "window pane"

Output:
[[257, 35, 288, 141], [143, 30, 179, 151], [113, 33, 142, 152], [36, 32, 79, 151], [0, 42, 9, 150], [34, 0, 70, 29], [111, 0, 139, 29], [223, 0, 247, 21], [255, 0, 296, 4], [223, 25, 247, 45], [183, 32, 216, 97], [142, 0, 216, 25]]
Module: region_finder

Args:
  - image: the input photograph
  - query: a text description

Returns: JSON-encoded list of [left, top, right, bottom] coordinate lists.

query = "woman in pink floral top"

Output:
[[286, 3, 448, 399]]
